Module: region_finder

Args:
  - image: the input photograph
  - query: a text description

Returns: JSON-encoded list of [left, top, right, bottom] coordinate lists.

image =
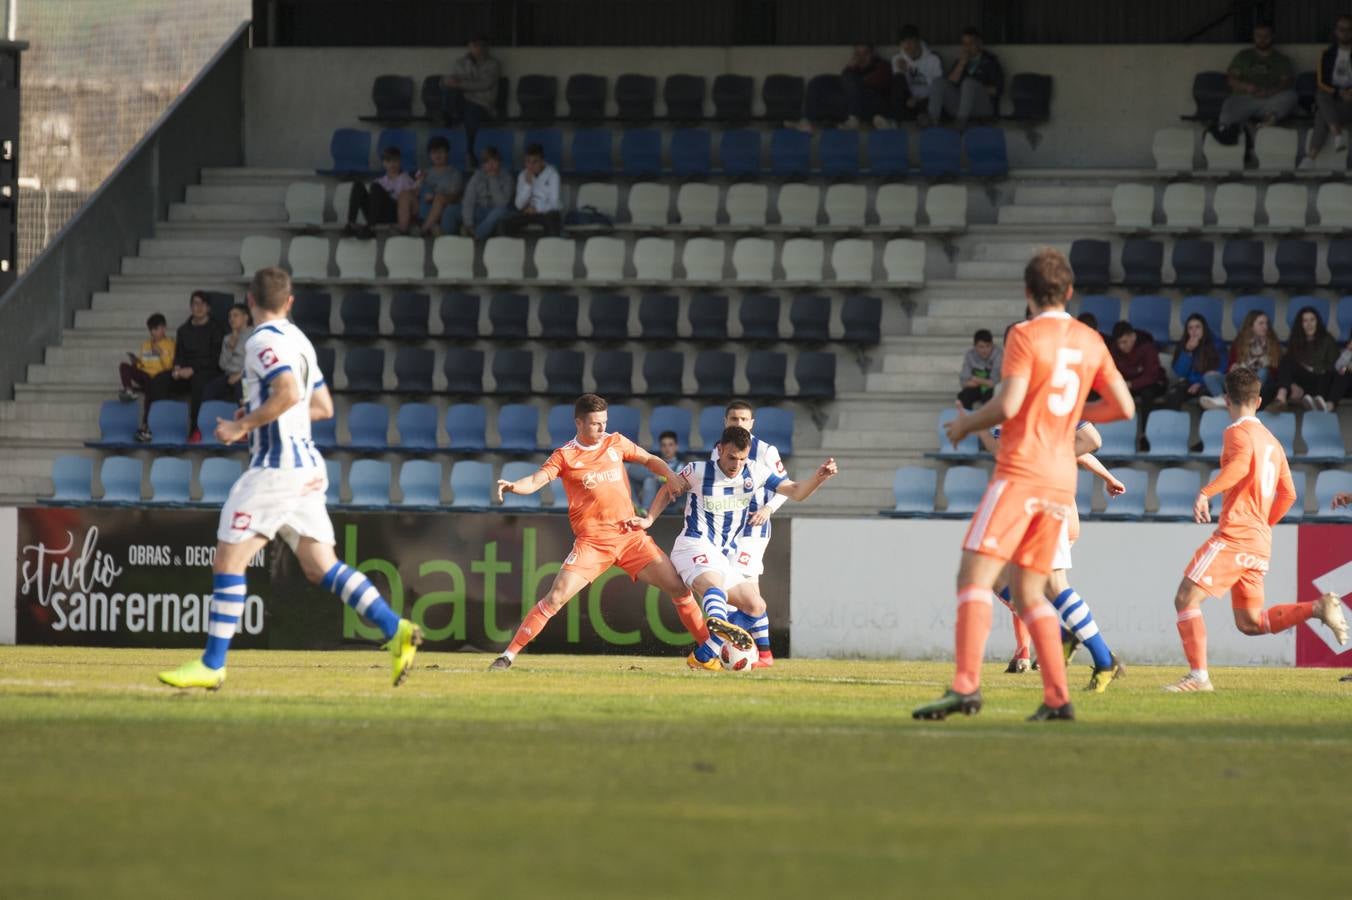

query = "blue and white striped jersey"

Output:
[[678, 457, 785, 550], [243, 319, 324, 470], [710, 434, 787, 538]]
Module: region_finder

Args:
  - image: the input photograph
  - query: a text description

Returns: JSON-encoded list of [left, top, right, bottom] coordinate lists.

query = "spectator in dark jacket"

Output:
[[1272, 306, 1340, 411], [1302, 15, 1352, 168], [1110, 319, 1166, 404], [171, 291, 225, 441], [938, 27, 1003, 128], [840, 43, 892, 129]]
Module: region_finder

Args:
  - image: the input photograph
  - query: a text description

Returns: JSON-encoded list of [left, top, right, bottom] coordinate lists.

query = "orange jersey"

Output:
[[541, 432, 646, 538], [996, 312, 1122, 494], [1201, 416, 1296, 552]]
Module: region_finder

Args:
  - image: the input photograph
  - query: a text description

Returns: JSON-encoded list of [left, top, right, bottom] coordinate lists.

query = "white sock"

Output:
[[1191, 668, 1209, 682], [501, 649, 517, 662]]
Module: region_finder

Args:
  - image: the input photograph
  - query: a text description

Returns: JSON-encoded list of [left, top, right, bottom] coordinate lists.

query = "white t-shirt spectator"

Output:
[[375, 172, 416, 199], [892, 43, 944, 99], [1334, 47, 1352, 88], [514, 163, 560, 213]]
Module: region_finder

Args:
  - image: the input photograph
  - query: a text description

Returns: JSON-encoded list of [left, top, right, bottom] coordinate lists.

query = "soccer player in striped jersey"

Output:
[[631, 426, 838, 670], [158, 267, 422, 690], [716, 400, 787, 667], [1166, 367, 1347, 693]]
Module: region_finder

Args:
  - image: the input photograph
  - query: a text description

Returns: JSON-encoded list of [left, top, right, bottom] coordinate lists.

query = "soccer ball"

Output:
[[719, 642, 757, 673]]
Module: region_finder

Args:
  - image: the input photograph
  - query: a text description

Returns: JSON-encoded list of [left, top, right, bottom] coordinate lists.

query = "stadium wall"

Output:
[[243, 43, 1325, 171]]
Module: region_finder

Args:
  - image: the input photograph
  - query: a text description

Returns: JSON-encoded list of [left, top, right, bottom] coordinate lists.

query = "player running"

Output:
[[158, 267, 422, 691], [913, 248, 1135, 722], [631, 426, 838, 670], [489, 393, 740, 669], [1165, 368, 1348, 693]]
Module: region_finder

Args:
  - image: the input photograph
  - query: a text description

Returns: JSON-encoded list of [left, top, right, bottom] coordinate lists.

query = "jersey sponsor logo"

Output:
[[1234, 552, 1270, 572], [692, 554, 709, 565], [580, 468, 624, 490], [737, 550, 751, 566], [774, 459, 785, 474], [257, 347, 278, 368], [702, 494, 752, 513], [564, 548, 579, 565], [230, 512, 253, 531], [1022, 497, 1071, 520], [606, 448, 619, 462]]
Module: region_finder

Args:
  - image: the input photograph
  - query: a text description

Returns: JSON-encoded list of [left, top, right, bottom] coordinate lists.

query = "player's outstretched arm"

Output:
[[630, 446, 691, 496], [1073, 422, 1103, 456], [1077, 452, 1124, 496], [1080, 375, 1135, 425], [943, 379, 1026, 447], [495, 468, 551, 503], [309, 384, 334, 422], [1333, 491, 1352, 510], [1267, 464, 1297, 526], [774, 458, 839, 502], [626, 483, 675, 532], [216, 371, 301, 445]]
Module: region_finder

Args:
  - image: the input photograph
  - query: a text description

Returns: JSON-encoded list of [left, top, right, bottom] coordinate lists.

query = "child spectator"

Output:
[[203, 303, 253, 405], [344, 146, 417, 238], [1272, 305, 1340, 411], [460, 146, 515, 241], [503, 143, 562, 237], [639, 430, 682, 515], [1213, 309, 1281, 409], [418, 135, 464, 236], [171, 291, 225, 443], [117, 312, 175, 441], [891, 25, 945, 125], [1166, 313, 1226, 407], [956, 328, 1002, 409]]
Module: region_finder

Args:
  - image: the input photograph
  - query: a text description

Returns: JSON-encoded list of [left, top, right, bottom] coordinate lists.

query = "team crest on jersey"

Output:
[[231, 512, 253, 531], [607, 448, 619, 462], [257, 347, 278, 368], [743, 477, 754, 491]]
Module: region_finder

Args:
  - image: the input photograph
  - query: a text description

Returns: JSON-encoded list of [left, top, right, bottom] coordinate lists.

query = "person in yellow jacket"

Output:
[[117, 312, 175, 441]]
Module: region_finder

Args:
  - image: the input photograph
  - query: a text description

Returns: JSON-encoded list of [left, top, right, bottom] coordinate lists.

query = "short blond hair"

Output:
[[249, 266, 292, 312]]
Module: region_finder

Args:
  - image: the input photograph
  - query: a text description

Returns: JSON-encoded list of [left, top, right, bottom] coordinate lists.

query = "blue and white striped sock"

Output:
[[701, 586, 729, 622], [202, 573, 247, 670], [323, 562, 400, 641], [1051, 587, 1113, 669], [730, 609, 771, 651], [694, 632, 724, 663]]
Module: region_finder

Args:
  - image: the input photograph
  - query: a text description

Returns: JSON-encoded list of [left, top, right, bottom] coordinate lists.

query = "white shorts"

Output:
[[733, 534, 769, 579], [1051, 518, 1073, 572], [217, 466, 335, 551], [670, 536, 751, 590]]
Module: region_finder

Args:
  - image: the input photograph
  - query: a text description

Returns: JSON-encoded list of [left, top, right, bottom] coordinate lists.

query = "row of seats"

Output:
[[291, 290, 882, 346], [1112, 181, 1352, 232], [888, 464, 1352, 521], [323, 124, 1007, 179], [240, 233, 928, 286], [934, 408, 1348, 464], [1077, 292, 1352, 341], [289, 179, 968, 232], [1152, 126, 1330, 173], [1069, 237, 1352, 292]]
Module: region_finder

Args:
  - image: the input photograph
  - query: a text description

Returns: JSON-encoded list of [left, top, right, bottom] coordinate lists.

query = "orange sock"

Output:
[[953, 586, 994, 694], [1011, 608, 1031, 658], [1260, 603, 1314, 634], [1176, 608, 1207, 672], [1024, 604, 1069, 708], [506, 600, 559, 656], [672, 594, 709, 643]]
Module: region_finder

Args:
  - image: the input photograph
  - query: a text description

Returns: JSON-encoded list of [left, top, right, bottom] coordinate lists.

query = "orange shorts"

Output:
[[562, 531, 664, 583], [962, 478, 1074, 575], [1184, 538, 1269, 608]]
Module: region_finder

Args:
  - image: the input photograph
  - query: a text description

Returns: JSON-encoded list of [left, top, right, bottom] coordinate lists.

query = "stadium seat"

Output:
[[445, 403, 487, 453], [1151, 127, 1195, 170], [942, 466, 989, 515], [533, 237, 577, 281], [936, 408, 981, 457], [619, 128, 662, 177], [383, 235, 425, 280], [606, 405, 641, 444], [925, 184, 967, 228], [346, 402, 389, 449], [616, 73, 657, 122], [841, 295, 881, 346], [1094, 419, 1137, 458], [1076, 469, 1099, 516], [694, 351, 735, 397], [197, 457, 242, 506], [315, 347, 336, 387], [438, 291, 480, 340], [712, 74, 754, 122], [918, 128, 961, 177], [1286, 295, 1330, 337], [745, 351, 787, 400], [754, 407, 794, 456], [100, 456, 142, 504], [688, 293, 729, 341], [1128, 295, 1171, 343], [1007, 73, 1053, 121], [1298, 411, 1345, 461], [397, 459, 442, 508], [867, 129, 909, 176], [733, 237, 775, 283], [1257, 412, 1297, 457], [592, 350, 634, 397], [963, 127, 1007, 177], [1121, 239, 1164, 289], [684, 237, 727, 282], [339, 290, 380, 338], [1162, 182, 1205, 231], [483, 237, 526, 281], [697, 405, 725, 449], [575, 182, 619, 221], [762, 74, 805, 121], [776, 183, 820, 228], [50, 456, 94, 503], [241, 235, 283, 276], [376, 128, 417, 170], [670, 128, 712, 177], [790, 294, 832, 343], [1328, 240, 1352, 292], [1077, 295, 1120, 332], [571, 128, 613, 177], [566, 74, 607, 122], [664, 74, 706, 121], [347, 459, 392, 508], [1315, 470, 1352, 519], [334, 238, 377, 280], [516, 74, 558, 122], [1201, 132, 1244, 172], [431, 235, 475, 280], [1187, 71, 1229, 121], [1231, 294, 1275, 334], [1274, 239, 1317, 288], [318, 128, 374, 177], [147, 400, 189, 446], [1337, 295, 1352, 338], [148, 456, 191, 505], [1253, 127, 1298, 171], [1220, 239, 1264, 290], [522, 128, 563, 168], [818, 128, 859, 177], [637, 293, 678, 342], [543, 349, 584, 396], [1111, 183, 1155, 230], [195, 401, 236, 447], [649, 405, 692, 452], [769, 128, 811, 177], [394, 347, 434, 393], [1315, 183, 1352, 230], [725, 183, 769, 227], [831, 238, 874, 283], [443, 348, 486, 394], [738, 293, 781, 342], [676, 182, 720, 227], [782, 238, 825, 284], [497, 404, 541, 453], [475, 128, 515, 170], [719, 129, 761, 176], [323, 459, 342, 504], [582, 293, 627, 341], [803, 74, 847, 124], [491, 349, 534, 395], [874, 183, 919, 228], [97, 401, 140, 445], [1144, 410, 1190, 459], [1213, 182, 1257, 231], [642, 351, 685, 397], [584, 235, 628, 281], [547, 405, 576, 447], [1263, 183, 1308, 229], [625, 237, 669, 282], [794, 351, 837, 400], [1196, 409, 1228, 457], [1180, 295, 1223, 337], [628, 182, 672, 227], [292, 290, 332, 338], [823, 183, 866, 228], [389, 291, 430, 341], [1069, 239, 1111, 288], [395, 403, 438, 450], [1172, 239, 1215, 288], [284, 182, 326, 226], [312, 412, 337, 448], [883, 239, 925, 285], [426, 127, 468, 170], [1282, 470, 1307, 522], [887, 466, 937, 516], [1154, 468, 1201, 519], [499, 461, 544, 510], [1100, 469, 1147, 519], [343, 347, 385, 393]]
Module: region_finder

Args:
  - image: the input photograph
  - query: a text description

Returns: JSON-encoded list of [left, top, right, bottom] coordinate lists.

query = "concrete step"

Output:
[[168, 202, 286, 223], [186, 184, 288, 205], [1012, 185, 1115, 206], [953, 260, 1024, 280], [924, 296, 1026, 319], [0, 399, 101, 423], [915, 279, 1028, 300], [121, 256, 243, 277], [863, 371, 958, 393], [914, 314, 1019, 337], [45, 345, 135, 368], [819, 429, 934, 451], [139, 237, 246, 258], [109, 275, 248, 292], [997, 205, 1114, 226], [0, 418, 99, 440], [201, 167, 315, 186], [15, 384, 124, 404], [879, 352, 961, 375], [969, 240, 1073, 262]]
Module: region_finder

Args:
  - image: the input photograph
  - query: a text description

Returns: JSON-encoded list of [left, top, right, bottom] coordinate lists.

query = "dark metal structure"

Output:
[[0, 39, 26, 294]]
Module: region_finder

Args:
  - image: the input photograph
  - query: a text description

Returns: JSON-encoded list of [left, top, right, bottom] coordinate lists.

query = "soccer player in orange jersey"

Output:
[[487, 394, 752, 670], [1165, 368, 1348, 692], [913, 248, 1136, 722]]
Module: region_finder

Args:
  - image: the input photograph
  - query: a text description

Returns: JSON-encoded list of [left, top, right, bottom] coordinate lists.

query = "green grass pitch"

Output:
[[1, 647, 1349, 900]]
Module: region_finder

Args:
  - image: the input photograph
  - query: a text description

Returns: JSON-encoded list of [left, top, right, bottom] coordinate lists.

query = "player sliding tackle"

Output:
[[489, 393, 735, 670], [630, 426, 838, 670], [914, 248, 1135, 722], [1165, 367, 1347, 693]]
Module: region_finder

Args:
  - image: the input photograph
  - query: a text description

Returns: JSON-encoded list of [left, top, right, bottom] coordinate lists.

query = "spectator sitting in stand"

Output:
[[169, 291, 225, 444], [344, 146, 418, 238], [841, 43, 892, 130], [638, 430, 683, 515], [203, 303, 253, 406], [890, 25, 945, 126], [956, 328, 1002, 409], [1271, 305, 1340, 411], [1331, 336, 1352, 410], [1213, 23, 1298, 144], [460, 146, 515, 241], [442, 36, 501, 166], [1301, 14, 1352, 169], [117, 312, 175, 442], [1166, 313, 1227, 408], [418, 136, 464, 237], [937, 27, 1003, 128], [1211, 309, 1281, 409], [1110, 320, 1167, 449], [502, 143, 562, 237]]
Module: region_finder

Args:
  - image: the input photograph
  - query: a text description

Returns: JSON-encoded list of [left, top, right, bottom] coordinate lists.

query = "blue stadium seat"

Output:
[[147, 400, 190, 446], [377, 128, 417, 172], [427, 128, 468, 170], [1336, 295, 1352, 339], [589, 293, 630, 341], [592, 350, 634, 398], [547, 404, 576, 447], [1095, 418, 1138, 458], [149, 457, 191, 505], [1069, 239, 1111, 289], [688, 293, 729, 341], [1274, 239, 1317, 288], [694, 351, 735, 397], [942, 466, 988, 515], [638, 293, 679, 341], [50, 456, 93, 503], [712, 73, 754, 122], [670, 128, 712, 177], [292, 290, 332, 338], [390, 291, 431, 341], [475, 127, 514, 170], [745, 351, 788, 401], [1282, 470, 1307, 522], [396, 402, 438, 450], [445, 404, 487, 453], [566, 73, 607, 122], [867, 129, 909, 176], [1154, 468, 1202, 519], [538, 292, 580, 342], [449, 460, 494, 509], [620, 129, 662, 177], [739, 293, 781, 342], [1286, 296, 1330, 338], [1180, 295, 1223, 337], [720, 129, 761, 176], [818, 129, 859, 177], [394, 347, 435, 393], [522, 127, 563, 169], [918, 128, 961, 177], [544, 349, 585, 396], [1128, 295, 1172, 343], [754, 407, 794, 456], [1257, 412, 1297, 457], [1144, 409, 1190, 459], [198, 457, 242, 506], [616, 73, 657, 122], [1232, 295, 1275, 334], [1172, 239, 1216, 289], [841, 295, 882, 346], [803, 74, 848, 124], [316, 347, 336, 386], [607, 405, 641, 443], [516, 75, 559, 123], [99, 456, 142, 504], [792, 294, 832, 343], [497, 404, 541, 453], [664, 74, 706, 121], [648, 405, 692, 453], [1327, 239, 1352, 292], [698, 405, 725, 449], [794, 352, 837, 401], [500, 461, 543, 510], [312, 413, 337, 449], [443, 349, 485, 395], [96, 400, 140, 446], [398, 459, 443, 508], [1221, 239, 1263, 290], [489, 292, 529, 340], [641, 350, 685, 397], [1298, 411, 1345, 461], [348, 459, 393, 508], [1076, 295, 1119, 332], [1121, 239, 1164, 289], [570, 128, 613, 177], [936, 408, 981, 457], [1196, 409, 1228, 457], [439, 292, 480, 340], [325, 459, 342, 505], [346, 402, 390, 449], [317, 128, 373, 177], [343, 346, 385, 393], [196, 400, 237, 447], [963, 127, 1008, 176], [1076, 468, 1098, 513], [368, 75, 414, 120], [887, 466, 937, 516], [769, 128, 811, 177], [1100, 469, 1147, 519], [1314, 470, 1352, 519], [761, 74, 805, 121]]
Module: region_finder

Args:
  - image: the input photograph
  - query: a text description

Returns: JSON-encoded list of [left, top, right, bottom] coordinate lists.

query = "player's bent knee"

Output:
[[1233, 609, 1264, 635]]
